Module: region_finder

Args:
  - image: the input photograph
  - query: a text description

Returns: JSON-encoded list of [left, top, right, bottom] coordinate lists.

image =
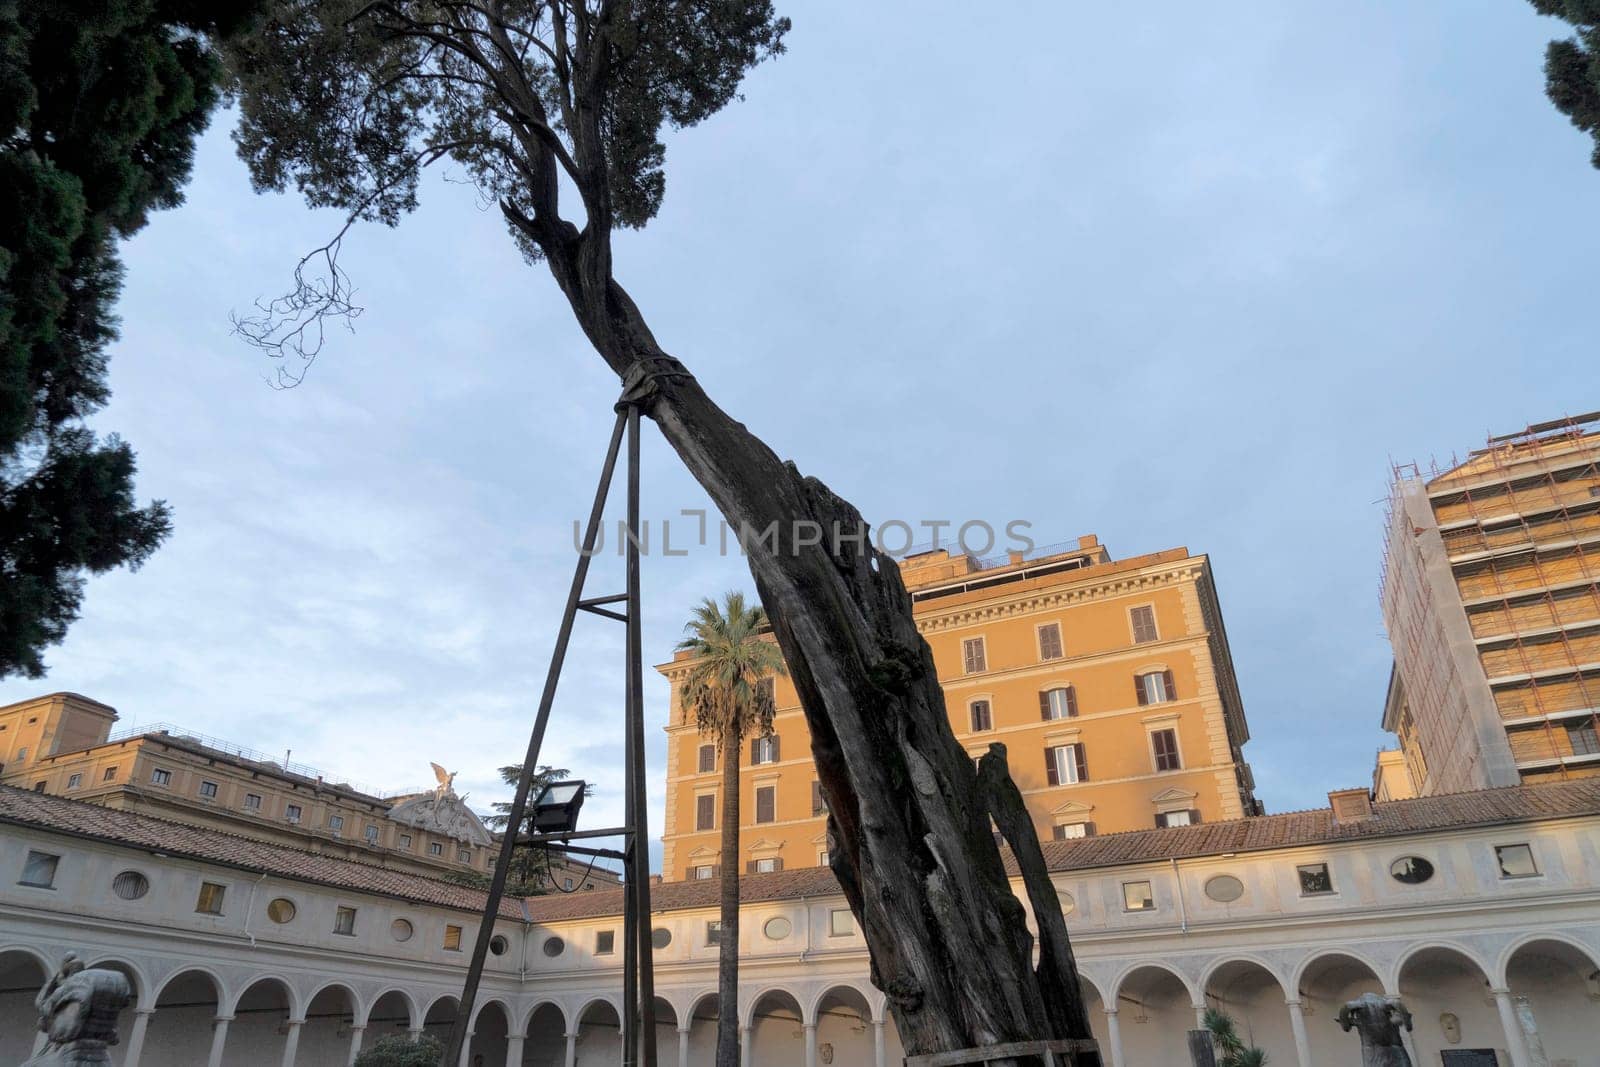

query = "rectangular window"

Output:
[[196, 882, 226, 914], [970, 700, 993, 732], [1135, 670, 1176, 706], [1566, 719, 1600, 756], [696, 794, 716, 831], [151, 768, 171, 786], [818, 850, 831, 867], [334, 906, 357, 936], [398, 834, 412, 849], [596, 930, 616, 955], [697, 744, 716, 773], [1122, 880, 1155, 911], [198, 780, 218, 799], [19, 850, 59, 888], [692, 865, 715, 880], [1495, 843, 1539, 878], [1038, 623, 1064, 661], [829, 908, 855, 936], [1297, 863, 1334, 895], [753, 857, 779, 873], [1130, 605, 1159, 643], [429, 842, 444, 856], [706, 920, 722, 945], [286, 804, 302, 823], [102, 766, 117, 781], [243, 793, 262, 811], [457, 849, 471, 863], [1040, 687, 1077, 721], [755, 785, 776, 824], [811, 780, 827, 816], [327, 814, 344, 835], [563, 877, 574, 891], [442, 923, 461, 950], [751, 735, 779, 765], [1151, 728, 1182, 772], [32, 781, 44, 792], [66, 773, 81, 790], [365, 825, 380, 844], [962, 637, 987, 674], [1052, 823, 1090, 840], [1045, 744, 1087, 786], [1156, 809, 1194, 828]]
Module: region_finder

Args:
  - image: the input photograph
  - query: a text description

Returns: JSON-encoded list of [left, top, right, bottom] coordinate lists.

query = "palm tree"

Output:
[[677, 592, 786, 1067]]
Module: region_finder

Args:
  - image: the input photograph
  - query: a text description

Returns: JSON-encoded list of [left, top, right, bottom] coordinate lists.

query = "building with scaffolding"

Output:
[[1381, 412, 1600, 795]]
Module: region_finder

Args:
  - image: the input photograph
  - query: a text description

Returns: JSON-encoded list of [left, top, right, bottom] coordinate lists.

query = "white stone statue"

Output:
[[430, 762, 458, 800], [24, 953, 131, 1066]]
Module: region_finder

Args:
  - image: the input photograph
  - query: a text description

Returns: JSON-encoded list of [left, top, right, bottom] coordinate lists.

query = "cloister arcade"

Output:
[[6, 936, 1599, 1066]]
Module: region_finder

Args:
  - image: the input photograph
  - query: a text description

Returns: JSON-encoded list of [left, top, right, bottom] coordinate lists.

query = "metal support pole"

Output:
[[444, 410, 629, 1065], [626, 404, 660, 1065]]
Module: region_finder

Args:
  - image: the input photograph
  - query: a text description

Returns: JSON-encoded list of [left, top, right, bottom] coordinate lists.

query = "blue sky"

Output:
[[4, 1, 1596, 869]]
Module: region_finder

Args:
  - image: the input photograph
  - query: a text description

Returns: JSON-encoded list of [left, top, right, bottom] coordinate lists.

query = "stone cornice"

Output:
[[915, 561, 1210, 635]]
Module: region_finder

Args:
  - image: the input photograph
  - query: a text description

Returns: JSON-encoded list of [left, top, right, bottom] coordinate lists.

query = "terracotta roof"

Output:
[[522, 778, 1600, 923], [0, 786, 525, 920], [6, 778, 1599, 926]]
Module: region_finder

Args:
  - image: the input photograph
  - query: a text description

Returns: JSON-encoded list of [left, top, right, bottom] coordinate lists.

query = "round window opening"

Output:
[[391, 918, 414, 942], [111, 871, 149, 901], [1203, 875, 1245, 903], [763, 917, 792, 940], [266, 897, 297, 924], [542, 936, 565, 958], [1057, 890, 1075, 917], [651, 927, 672, 950], [1389, 856, 1435, 885], [489, 934, 509, 956]]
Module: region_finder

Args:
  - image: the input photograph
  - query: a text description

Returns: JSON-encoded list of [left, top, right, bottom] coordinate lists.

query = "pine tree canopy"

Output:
[[1531, 0, 1600, 167], [0, 1, 258, 677]]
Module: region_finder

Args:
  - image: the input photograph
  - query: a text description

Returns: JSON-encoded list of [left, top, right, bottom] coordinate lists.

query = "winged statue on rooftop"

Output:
[[429, 762, 457, 800]]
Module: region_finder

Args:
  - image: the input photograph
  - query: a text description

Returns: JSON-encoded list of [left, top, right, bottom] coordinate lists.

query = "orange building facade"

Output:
[[658, 536, 1260, 881]]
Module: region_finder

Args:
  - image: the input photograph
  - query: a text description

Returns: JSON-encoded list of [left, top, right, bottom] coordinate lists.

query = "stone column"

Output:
[[1193, 1002, 1209, 1031], [803, 1022, 817, 1067], [1515, 995, 1549, 1067], [124, 1006, 155, 1067], [346, 1023, 366, 1066], [563, 1030, 578, 1067], [206, 1014, 234, 1067], [280, 1018, 304, 1067], [1491, 988, 1531, 1067], [407, 1027, 426, 1044], [505, 1032, 525, 1067], [872, 1019, 886, 1067], [1284, 998, 1311, 1067], [1103, 1007, 1125, 1067], [739, 1024, 752, 1067], [677, 1025, 690, 1067]]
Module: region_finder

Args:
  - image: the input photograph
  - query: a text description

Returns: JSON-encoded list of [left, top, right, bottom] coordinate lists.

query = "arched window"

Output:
[[1039, 686, 1077, 721]]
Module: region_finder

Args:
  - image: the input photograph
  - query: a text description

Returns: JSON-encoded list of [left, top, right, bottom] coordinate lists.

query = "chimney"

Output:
[[1328, 788, 1374, 824], [1007, 550, 1025, 565], [1077, 534, 1099, 550]]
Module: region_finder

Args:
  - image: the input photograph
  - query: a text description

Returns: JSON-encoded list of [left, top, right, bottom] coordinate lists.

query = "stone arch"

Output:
[[520, 999, 569, 1035], [1396, 943, 1501, 1064], [811, 984, 875, 1067], [1201, 958, 1295, 1066], [1502, 935, 1600, 1065], [470, 998, 513, 1066], [0, 947, 51, 1065], [469, 996, 515, 1031], [82, 956, 148, 1009], [1494, 929, 1600, 987], [1108, 963, 1198, 1067], [746, 987, 806, 1067], [225, 975, 295, 1064], [422, 992, 460, 1044], [304, 978, 363, 1026], [227, 972, 301, 1018], [575, 997, 623, 1065], [302, 982, 360, 1066], [680, 990, 722, 1066], [1289, 948, 1384, 999], [148, 968, 225, 1067], [743, 985, 808, 1029], [364, 988, 420, 1031]]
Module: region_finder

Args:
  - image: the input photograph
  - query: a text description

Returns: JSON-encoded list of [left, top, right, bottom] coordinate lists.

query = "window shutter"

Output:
[[773, 857, 784, 872], [771, 734, 780, 762], [746, 861, 758, 874], [712, 865, 721, 877], [750, 737, 759, 764], [1083, 821, 1096, 837], [685, 867, 693, 880], [811, 780, 822, 815], [1189, 809, 1202, 825], [1164, 669, 1176, 700], [1074, 744, 1088, 783], [1045, 749, 1059, 786], [1065, 686, 1078, 718], [1136, 675, 1149, 706], [1155, 813, 1168, 828], [1039, 691, 1052, 721]]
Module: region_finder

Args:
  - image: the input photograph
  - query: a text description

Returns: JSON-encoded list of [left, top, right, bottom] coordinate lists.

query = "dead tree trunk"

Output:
[[528, 241, 1094, 1058]]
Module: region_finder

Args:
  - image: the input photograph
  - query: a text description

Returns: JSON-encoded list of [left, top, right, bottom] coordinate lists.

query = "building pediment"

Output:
[[1051, 800, 1095, 817], [387, 792, 491, 845], [686, 845, 717, 859], [1149, 787, 1198, 805], [747, 838, 783, 854]]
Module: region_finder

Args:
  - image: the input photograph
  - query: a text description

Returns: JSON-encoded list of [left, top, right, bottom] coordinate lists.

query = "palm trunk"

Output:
[[529, 237, 1094, 1062], [716, 736, 742, 1067]]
